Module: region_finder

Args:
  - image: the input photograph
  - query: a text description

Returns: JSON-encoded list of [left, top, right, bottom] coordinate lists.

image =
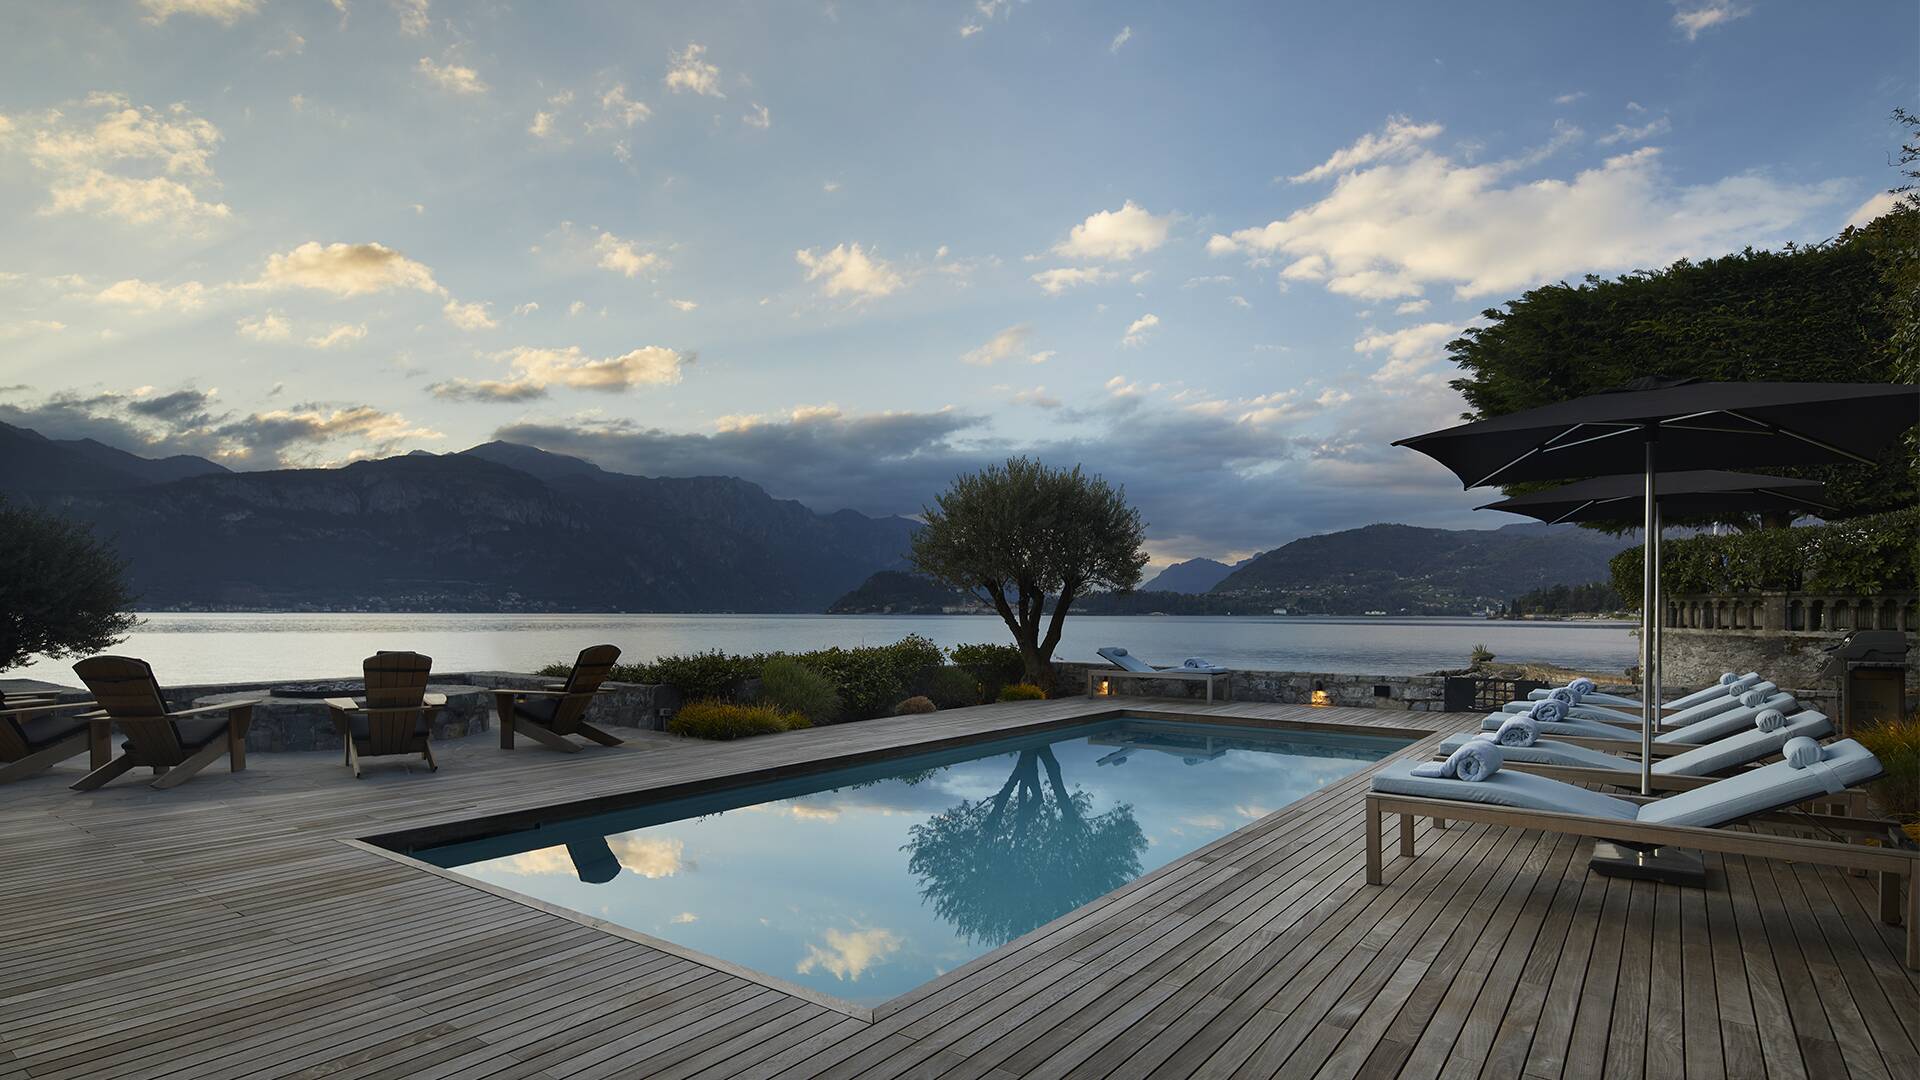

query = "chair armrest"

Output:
[[495, 688, 582, 699], [0, 699, 98, 718], [340, 704, 444, 716], [324, 697, 361, 712], [167, 699, 265, 718], [423, 693, 447, 707]]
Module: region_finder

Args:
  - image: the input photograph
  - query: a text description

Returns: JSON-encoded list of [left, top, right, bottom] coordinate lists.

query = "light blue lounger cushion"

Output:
[[1371, 760, 1639, 820], [1375, 739, 1880, 829], [1636, 740, 1880, 827], [1663, 672, 1761, 711], [1096, 647, 1155, 673], [1481, 712, 1639, 741], [1655, 692, 1797, 745], [1448, 711, 1833, 778], [1663, 683, 1777, 728], [1501, 701, 1638, 724]]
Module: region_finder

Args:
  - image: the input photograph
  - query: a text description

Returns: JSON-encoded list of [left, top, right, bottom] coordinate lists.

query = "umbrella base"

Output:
[[1589, 843, 1708, 887]]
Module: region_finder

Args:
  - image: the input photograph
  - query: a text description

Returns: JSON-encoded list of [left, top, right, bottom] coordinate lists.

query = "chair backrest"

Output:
[[361, 652, 433, 755], [0, 691, 28, 760], [549, 644, 621, 733], [74, 656, 185, 762]]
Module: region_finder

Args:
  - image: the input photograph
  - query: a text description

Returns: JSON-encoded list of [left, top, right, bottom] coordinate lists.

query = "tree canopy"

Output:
[[910, 457, 1148, 687], [0, 498, 138, 672]]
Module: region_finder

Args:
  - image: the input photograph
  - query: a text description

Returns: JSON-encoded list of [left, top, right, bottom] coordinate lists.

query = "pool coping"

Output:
[[349, 705, 1443, 1022]]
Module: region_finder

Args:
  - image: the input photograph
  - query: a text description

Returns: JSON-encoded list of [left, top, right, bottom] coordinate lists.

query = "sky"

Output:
[[0, 0, 1913, 567]]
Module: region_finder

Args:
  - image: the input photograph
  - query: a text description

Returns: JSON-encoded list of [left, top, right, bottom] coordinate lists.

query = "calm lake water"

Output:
[[13, 612, 1637, 687]]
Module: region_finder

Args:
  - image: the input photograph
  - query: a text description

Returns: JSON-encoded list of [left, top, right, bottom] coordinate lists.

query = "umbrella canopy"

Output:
[[1396, 381, 1919, 488], [1477, 469, 1834, 525]]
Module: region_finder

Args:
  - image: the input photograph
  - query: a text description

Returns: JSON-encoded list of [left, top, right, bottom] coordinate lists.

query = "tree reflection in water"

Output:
[[903, 746, 1146, 947]]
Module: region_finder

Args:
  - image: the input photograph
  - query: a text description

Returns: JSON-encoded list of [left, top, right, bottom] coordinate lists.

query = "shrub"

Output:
[[894, 695, 937, 715], [950, 641, 1025, 699], [1857, 712, 1920, 824], [668, 700, 811, 740], [921, 664, 983, 709], [1608, 505, 1920, 605], [998, 682, 1047, 702], [1469, 643, 1495, 666], [758, 656, 842, 723]]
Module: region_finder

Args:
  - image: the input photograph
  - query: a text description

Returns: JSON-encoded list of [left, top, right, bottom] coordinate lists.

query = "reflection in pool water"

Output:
[[419, 718, 1408, 1006]]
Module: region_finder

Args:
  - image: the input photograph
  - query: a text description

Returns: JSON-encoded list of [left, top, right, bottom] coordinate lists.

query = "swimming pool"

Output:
[[416, 717, 1411, 1008]]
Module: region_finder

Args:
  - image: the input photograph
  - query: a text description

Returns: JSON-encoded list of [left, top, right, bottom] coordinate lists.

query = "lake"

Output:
[[10, 612, 1638, 687]]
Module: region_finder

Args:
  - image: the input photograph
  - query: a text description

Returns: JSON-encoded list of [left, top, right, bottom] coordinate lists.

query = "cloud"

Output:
[[962, 324, 1052, 366], [1673, 1, 1749, 40], [393, 0, 430, 36], [139, 0, 260, 24], [1110, 26, 1132, 53], [1596, 116, 1671, 146], [796, 927, 902, 982], [482, 344, 690, 392], [665, 43, 724, 97], [795, 243, 903, 299], [94, 278, 207, 312], [1031, 266, 1116, 295], [427, 377, 547, 403], [1355, 321, 1460, 384], [512, 301, 539, 316], [251, 241, 443, 296], [670, 912, 698, 925], [528, 111, 557, 138], [595, 232, 666, 278], [236, 312, 291, 341], [9, 94, 231, 227], [1394, 299, 1431, 314], [1010, 386, 1061, 409], [1844, 191, 1902, 230], [607, 836, 685, 878], [1228, 295, 1250, 308], [266, 30, 305, 58], [743, 103, 771, 129], [1052, 201, 1172, 261], [1122, 313, 1160, 347], [667, 298, 698, 312], [567, 300, 586, 316], [600, 85, 650, 127], [1288, 115, 1443, 183], [1210, 136, 1846, 301], [443, 298, 497, 330], [1553, 91, 1587, 106], [418, 56, 486, 95], [305, 323, 367, 349], [0, 319, 65, 339]]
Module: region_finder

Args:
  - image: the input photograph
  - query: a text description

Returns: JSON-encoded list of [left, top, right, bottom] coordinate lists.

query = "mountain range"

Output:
[[1140, 556, 1255, 594], [1, 422, 916, 612]]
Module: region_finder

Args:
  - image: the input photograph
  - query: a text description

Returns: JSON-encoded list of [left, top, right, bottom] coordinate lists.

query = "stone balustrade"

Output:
[[1665, 591, 1918, 634]]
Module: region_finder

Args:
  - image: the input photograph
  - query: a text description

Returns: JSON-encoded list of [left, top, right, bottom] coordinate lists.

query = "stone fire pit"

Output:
[[193, 683, 494, 752]]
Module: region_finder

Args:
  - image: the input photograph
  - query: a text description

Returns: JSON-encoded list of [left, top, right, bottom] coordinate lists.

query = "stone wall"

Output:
[[1053, 661, 1452, 711], [1660, 629, 1912, 714]]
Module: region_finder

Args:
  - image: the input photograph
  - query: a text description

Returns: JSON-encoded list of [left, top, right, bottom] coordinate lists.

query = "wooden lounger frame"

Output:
[[0, 698, 99, 783], [1085, 666, 1230, 703], [1364, 789, 1920, 969], [69, 656, 257, 791], [325, 651, 443, 778], [492, 643, 624, 753]]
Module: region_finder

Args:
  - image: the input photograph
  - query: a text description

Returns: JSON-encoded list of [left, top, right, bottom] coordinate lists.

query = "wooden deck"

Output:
[[2, 696, 1915, 1079]]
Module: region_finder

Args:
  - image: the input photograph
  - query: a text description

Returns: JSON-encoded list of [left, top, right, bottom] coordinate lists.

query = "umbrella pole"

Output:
[[1641, 435, 1658, 796]]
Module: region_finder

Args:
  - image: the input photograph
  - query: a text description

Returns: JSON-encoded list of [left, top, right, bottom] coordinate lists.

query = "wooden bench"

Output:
[[1084, 666, 1231, 703]]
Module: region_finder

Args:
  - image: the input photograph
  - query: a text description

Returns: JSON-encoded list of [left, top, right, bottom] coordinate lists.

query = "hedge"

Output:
[[668, 701, 811, 740], [1608, 506, 1920, 606]]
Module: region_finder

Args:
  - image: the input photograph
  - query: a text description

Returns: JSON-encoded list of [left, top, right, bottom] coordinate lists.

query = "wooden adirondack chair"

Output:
[[70, 657, 258, 791], [0, 690, 100, 783], [325, 651, 443, 778], [492, 643, 624, 753]]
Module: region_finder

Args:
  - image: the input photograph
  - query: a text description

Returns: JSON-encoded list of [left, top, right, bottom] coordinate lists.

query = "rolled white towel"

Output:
[[1719, 671, 1740, 686], [1529, 699, 1566, 724], [1567, 677, 1596, 700], [1783, 736, 1822, 769], [1548, 686, 1575, 706], [1740, 688, 1767, 709], [1494, 715, 1539, 747], [1754, 708, 1785, 734], [1447, 740, 1503, 782]]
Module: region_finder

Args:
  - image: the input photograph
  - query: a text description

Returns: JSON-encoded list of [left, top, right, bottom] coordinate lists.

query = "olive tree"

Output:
[[0, 499, 138, 672], [910, 457, 1148, 688]]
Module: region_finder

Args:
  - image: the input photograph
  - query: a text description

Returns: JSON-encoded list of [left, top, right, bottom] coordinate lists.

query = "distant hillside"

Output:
[[828, 571, 978, 614], [0, 421, 228, 492], [4, 425, 917, 612], [1141, 555, 1254, 594], [1212, 522, 1633, 613]]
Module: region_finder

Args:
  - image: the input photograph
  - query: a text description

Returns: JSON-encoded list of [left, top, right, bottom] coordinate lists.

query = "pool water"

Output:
[[417, 718, 1410, 1007]]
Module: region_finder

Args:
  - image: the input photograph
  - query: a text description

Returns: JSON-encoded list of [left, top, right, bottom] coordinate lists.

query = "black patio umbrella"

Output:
[[1476, 469, 1835, 525], [1397, 380, 1919, 801]]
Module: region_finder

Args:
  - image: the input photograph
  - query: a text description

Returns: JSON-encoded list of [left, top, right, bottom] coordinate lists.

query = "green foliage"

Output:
[[560, 634, 945, 721], [894, 695, 937, 715], [920, 664, 984, 709], [949, 641, 1025, 698], [1856, 711, 1920, 823], [1608, 507, 1920, 604], [758, 656, 842, 723], [998, 682, 1047, 702], [1881, 109, 1920, 386], [1469, 643, 1495, 666], [0, 499, 139, 672], [911, 457, 1148, 687], [1505, 582, 1624, 616], [1446, 223, 1919, 524], [667, 700, 811, 740]]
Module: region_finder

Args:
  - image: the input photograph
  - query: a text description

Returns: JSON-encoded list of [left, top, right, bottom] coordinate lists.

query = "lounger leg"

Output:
[[512, 717, 585, 753], [1400, 813, 1417, 858], [1365, 798, 1383, 885], [71, 754, 137, 791], [89, 721, 111, 769], [151, 737, 230, 790], [1882, 872, 1902, 927], [422, 741, 437, 773], [346, 738, 363, 779], [1908, 871, 1918, 972], [494, 692, 515, 750], [0, 732, 91, 784], [577, 722, 623, 747], [1433, 817, 1448, 830], [227, 707, 250, 773]]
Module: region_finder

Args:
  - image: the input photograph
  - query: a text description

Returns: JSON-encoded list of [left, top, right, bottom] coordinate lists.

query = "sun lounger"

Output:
[[1444, 710, 1835, 789], [1662, 671, 1764, 710], [0, 691, 101, 783], [491, 643, 624, 752], [325, 651, 443, 778], [1364, 738, 1920, 968], [69, 657, 258, 791], [1485, 691, 1799, 746], [1087, 647, 1231, 702]]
